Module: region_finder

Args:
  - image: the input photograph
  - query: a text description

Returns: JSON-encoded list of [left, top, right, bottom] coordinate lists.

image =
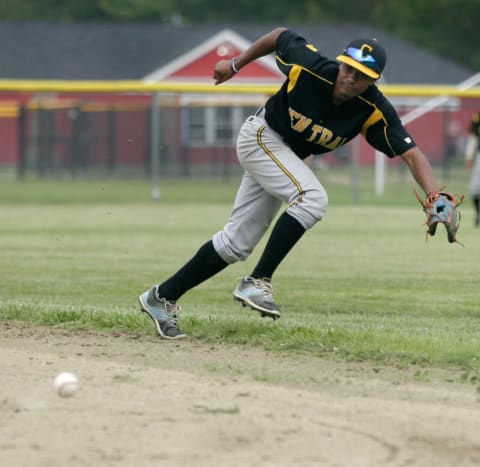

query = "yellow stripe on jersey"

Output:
[[359, 97, 396, 156], [361, 107, 383, 134], [287, 65, 302, 93]]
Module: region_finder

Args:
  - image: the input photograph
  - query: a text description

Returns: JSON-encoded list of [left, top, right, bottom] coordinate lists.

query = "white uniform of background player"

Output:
[[465, 112, 480, 226]]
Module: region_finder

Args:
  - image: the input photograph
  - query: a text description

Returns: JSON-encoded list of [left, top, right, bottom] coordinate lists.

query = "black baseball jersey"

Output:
[[264, 29, 417, 160], [470, 112, 480, 140]]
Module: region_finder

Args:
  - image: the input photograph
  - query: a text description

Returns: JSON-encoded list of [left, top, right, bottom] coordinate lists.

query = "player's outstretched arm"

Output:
[[213, 27, 287, 85], [400, 147, 439, 198]]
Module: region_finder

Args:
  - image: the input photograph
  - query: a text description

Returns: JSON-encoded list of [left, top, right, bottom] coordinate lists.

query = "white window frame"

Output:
[[180, 95, 265, 148]]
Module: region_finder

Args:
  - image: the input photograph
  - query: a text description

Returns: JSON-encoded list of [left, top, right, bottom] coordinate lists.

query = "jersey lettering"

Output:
[[288, 107, 347, 150], [324, 136, 347, 150], [317, 128, 333, 145], [306, 124, 323, 142], [289, 108, 312, 132]]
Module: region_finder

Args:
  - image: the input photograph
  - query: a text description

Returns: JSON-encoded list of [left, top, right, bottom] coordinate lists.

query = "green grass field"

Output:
[[1, 169, 479, 373]]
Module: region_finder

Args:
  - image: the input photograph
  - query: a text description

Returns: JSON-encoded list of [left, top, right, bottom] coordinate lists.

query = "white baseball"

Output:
[[54, 372, 80, 397]]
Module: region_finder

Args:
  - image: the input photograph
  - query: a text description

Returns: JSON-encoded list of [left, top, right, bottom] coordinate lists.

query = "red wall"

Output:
[[1, 93, 479, 169]]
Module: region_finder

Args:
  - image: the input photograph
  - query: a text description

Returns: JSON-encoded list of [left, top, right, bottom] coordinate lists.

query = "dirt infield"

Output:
[[1, 322, 479, 467]]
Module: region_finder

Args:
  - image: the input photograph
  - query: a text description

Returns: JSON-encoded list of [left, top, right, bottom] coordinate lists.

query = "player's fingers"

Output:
[[213, 74, 225, 85], [426, 191, 440, 204], [213, 72, 232, 85]]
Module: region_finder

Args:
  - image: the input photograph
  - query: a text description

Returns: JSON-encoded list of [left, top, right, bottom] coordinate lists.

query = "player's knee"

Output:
[[212, 232, 251, 264], [287, 187, 328, 229]]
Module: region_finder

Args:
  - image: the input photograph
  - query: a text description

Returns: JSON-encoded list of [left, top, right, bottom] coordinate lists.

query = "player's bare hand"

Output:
[[213, 59, 236, 85]]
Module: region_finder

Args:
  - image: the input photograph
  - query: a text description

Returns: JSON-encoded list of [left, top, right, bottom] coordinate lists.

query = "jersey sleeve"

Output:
[[362, 96, 417, 158], [275, 29, 326, 76]]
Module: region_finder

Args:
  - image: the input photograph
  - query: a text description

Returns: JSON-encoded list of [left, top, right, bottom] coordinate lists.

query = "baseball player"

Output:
[[139, 27, 440, 339], [464, 111, 480, 226]]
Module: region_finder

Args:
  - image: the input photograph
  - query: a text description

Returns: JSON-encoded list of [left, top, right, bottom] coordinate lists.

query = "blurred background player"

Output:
[[464, 111, 480, 226]]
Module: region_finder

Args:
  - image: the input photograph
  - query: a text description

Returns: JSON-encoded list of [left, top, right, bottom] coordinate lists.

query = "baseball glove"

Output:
[[413, 189, 465, 246]]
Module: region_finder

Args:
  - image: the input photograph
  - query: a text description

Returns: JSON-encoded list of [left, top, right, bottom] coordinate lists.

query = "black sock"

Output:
[[251, 212, 306, 280], [473, 196, 480, 224], [473, 195, 480, 214], [156, 240, 228, 301]]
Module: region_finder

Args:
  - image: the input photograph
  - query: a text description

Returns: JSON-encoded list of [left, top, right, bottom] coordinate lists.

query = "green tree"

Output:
[[377, 0, 480, 70], [0, 0, 477, 70], [98, 0, 175, 20]]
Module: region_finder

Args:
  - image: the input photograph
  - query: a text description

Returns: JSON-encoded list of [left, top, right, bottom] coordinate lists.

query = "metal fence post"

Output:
[[351, 137, 360, 204], [150, 93, 161, 200]]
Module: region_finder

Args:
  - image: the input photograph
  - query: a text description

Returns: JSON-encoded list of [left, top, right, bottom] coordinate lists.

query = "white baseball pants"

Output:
[[212, 110, 328, 264], [469, 152, 480, 196]]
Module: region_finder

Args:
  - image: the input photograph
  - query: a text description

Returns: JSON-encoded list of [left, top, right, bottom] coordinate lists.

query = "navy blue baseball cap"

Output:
[[336, 38, 387, 79]]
